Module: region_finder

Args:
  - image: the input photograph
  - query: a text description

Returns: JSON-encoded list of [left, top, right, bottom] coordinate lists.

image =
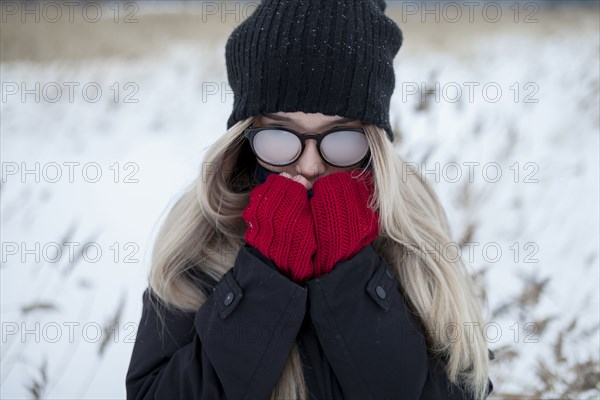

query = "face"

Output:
[[252, 111, 366, 186]]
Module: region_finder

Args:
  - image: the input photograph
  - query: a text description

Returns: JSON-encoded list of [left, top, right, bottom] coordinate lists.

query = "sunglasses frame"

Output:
[[243, 125, 371, 168]]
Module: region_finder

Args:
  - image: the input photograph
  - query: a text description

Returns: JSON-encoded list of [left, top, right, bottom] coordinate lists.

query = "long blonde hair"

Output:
[[147, 116, 491, 400]]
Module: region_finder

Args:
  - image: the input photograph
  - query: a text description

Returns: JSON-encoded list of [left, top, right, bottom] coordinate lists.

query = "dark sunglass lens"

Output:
[[252, 129, 302, 165], [321, 130, 369, 166]]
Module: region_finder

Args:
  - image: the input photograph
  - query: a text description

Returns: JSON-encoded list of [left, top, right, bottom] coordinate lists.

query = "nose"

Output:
[[295, 138, 325, 180]]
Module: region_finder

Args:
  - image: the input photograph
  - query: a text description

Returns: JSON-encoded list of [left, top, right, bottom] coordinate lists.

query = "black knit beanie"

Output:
[[225, 0, 403, 142]]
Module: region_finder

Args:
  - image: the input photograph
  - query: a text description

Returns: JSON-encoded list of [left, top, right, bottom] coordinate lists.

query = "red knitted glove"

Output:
[[310, 170, 380, 277], [242, 173, 317, 283]]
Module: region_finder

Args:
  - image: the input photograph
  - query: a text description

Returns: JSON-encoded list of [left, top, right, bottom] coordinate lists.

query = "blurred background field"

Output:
[[1, 1, 599, 398]]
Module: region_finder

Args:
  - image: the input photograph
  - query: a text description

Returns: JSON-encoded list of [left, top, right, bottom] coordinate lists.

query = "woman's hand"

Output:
[[310, 170, 380, 277], [242, 172, 316, 283]]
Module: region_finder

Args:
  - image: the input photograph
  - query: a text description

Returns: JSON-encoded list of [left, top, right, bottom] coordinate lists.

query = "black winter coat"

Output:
[[126, 243, 494, 400]]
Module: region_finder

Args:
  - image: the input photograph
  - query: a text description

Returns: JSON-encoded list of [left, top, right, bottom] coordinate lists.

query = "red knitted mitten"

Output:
[[242, 174, 316, 283], [310, 170, 380, 277]]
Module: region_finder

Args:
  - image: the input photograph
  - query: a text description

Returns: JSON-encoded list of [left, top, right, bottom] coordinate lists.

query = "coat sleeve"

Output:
[[125, 244, 308, 400], [304, 244, 494, 400]]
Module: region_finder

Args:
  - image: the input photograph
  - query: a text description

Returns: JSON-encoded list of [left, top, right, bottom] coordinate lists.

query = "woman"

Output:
[[126, 1, 494, 399]]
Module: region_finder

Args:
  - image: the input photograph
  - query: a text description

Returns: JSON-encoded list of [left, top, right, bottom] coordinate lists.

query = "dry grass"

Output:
[[98, 291, 127, 356], [26, 357, 48, 399], [1, 2, 598, 63], [487, 273, 599, 398]]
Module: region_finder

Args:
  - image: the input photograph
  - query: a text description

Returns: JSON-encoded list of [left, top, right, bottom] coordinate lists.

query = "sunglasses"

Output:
[[243, 125, 371, 167]]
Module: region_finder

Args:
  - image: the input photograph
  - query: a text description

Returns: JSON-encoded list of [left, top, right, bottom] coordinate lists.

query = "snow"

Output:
[[1, 5, 599, 400]]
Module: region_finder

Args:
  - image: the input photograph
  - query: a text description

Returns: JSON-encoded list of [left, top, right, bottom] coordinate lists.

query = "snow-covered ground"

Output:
[[1, 2, 599, 399]]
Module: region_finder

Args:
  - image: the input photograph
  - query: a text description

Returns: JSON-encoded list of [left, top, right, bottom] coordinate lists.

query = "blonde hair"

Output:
[[147, 116, 491, 400]]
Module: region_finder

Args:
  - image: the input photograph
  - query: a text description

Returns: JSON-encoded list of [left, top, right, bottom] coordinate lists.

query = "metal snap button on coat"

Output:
[[224, 292, 234, 306], [375, 285, 386, 299]]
